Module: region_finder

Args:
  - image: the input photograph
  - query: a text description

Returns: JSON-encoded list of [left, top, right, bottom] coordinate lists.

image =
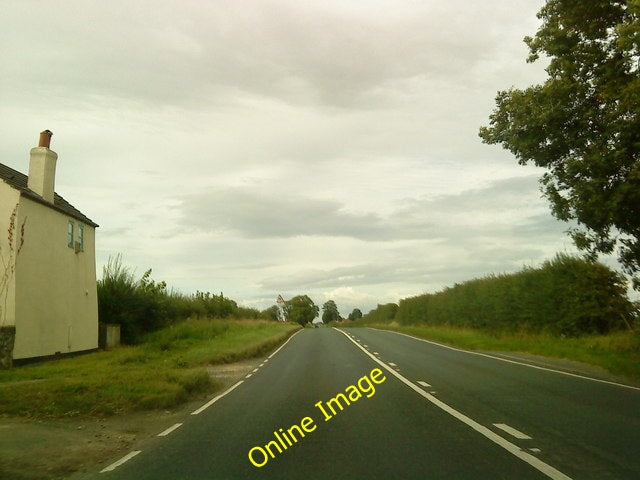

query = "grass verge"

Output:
[[0, 319, 300, 419], [356, 323, 640, 384]]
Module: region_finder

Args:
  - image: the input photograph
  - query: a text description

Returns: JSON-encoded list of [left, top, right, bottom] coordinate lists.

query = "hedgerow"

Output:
[[363, 255, 636, 336], [97, 255, 266, 343]]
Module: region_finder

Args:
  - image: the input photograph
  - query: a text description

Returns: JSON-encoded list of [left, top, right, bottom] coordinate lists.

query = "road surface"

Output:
[[94, 327, 639, 479]]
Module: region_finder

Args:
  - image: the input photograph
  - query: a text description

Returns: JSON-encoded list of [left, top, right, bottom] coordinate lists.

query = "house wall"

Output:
[[0, 183, 22, 327], [0, 183, 21, 367], [12, 196, 98, 360]]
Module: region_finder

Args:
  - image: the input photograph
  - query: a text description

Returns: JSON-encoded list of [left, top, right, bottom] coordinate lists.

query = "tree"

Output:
[[284, 295, 319, 326], [321, 300, 340, 324], [261, 305, 280, 322], [348, 308, 363, 321], [479, 0, 640, 289]]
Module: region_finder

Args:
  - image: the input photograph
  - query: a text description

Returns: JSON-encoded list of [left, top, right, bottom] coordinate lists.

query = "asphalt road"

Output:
[[95, 327, 639, 479]]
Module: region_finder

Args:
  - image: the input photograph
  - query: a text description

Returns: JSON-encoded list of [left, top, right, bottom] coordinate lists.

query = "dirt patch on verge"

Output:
[[0, 358, 262, 480]]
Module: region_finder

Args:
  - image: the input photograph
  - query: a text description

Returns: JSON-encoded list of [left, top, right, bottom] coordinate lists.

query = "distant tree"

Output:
[[261, 305, 280, 322], [479, 0, 640, 289], [285, 295, 319, 326], [348, 308, 363, 321], [322, 300, 340, 324]]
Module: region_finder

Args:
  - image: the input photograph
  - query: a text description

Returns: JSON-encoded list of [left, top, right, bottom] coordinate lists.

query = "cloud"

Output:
[[1, 0, 544, 111], [3, 0, 600, 316], [176, 187, 385, 239], [176, 174, 558, 242]]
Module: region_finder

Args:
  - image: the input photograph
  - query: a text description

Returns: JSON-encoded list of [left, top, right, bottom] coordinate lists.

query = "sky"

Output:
[[1, 0, 614, 316]]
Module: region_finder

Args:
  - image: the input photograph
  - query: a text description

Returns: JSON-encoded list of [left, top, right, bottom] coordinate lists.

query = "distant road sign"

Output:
[[276, 295, 285, 305]]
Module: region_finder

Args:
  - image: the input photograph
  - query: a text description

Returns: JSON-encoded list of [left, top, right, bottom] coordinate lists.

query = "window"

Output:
[[67, 221, 74, 248], [78, 225, 84, 252]]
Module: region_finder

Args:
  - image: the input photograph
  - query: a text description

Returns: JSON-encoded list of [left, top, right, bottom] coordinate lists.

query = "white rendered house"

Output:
[[0, 131, 98, 366]]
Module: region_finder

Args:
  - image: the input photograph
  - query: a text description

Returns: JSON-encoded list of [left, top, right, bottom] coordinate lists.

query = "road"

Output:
[[94, 327, 639, 479]]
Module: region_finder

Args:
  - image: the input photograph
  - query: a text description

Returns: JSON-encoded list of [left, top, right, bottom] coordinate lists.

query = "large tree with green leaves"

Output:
[[321, 300, 340, 324], [479, 0, 640, 289], [284, 295, 319, 326]]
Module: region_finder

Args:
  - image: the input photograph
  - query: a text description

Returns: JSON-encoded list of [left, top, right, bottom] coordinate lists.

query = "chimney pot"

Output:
[[29, 131, 57, 203], [38, 130, 53, 148]]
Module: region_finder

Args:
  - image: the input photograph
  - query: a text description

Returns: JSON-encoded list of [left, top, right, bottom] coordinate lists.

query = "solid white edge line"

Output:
[[100, 450, 141, 473], [191, 380, 244, 415], [493, 423, 532, 440], [158, 422, 183, 437], [334, 328, 573, 480], [191, 329, 302, 416], [371, 328, 640, 391], [268, 329, 303, 359]]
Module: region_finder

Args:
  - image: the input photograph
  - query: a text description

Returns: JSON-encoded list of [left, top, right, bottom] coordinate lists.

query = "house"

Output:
[[0, 130, 99, 368]]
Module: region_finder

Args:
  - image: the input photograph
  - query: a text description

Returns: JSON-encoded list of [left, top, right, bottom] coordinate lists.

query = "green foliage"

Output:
[[322, 299, 340, 324], [284, 295, 319, 326], [97, 255, 167, 343], [388, 255, 634, 336], [365, 323, 640, 383], [0, 319, 300, 418], [348, 308, 363, 321], [479, 0, 640, 289], [361, 303, 399, 324], [261, 305, 280, 322], [97, 255, 262, 343], [192, 291, 239, 318]]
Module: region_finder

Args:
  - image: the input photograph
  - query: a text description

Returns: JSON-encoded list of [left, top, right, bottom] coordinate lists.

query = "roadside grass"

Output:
[[0, 319, 300, 419], [355, 323, 640, 383]]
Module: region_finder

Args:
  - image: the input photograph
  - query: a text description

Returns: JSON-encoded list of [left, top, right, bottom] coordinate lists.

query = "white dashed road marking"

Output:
[[335, 328, 572, 480], [157, 423, 183, 437], [493, 423, 532, 440], [100, 451, 141, 473]]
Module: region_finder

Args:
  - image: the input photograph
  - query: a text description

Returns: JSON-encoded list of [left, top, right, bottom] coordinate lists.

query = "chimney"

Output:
[[28, 130, 58, 203]]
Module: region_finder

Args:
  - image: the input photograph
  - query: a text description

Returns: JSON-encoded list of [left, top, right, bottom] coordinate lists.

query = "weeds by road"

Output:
[[353, 323, 640, 384], [0, 319, 300, 418]]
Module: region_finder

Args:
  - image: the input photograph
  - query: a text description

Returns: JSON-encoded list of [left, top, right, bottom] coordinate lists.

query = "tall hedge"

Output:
[[97, 255, 263, 344], [388, 255, 634, 336]]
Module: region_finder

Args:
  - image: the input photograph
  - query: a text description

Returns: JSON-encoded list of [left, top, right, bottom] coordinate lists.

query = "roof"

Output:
[[0, 163, 98, 228]]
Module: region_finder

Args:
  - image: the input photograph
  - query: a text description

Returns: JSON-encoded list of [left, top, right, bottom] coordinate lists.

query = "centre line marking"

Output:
[[158, 423, 183, 437], [388, 362, 397, 367], [252, 368, 259, 373], [417, 381, 431, 388], [100, 450, 141, 473], [493, 423, 532, 440], [334, 328, 573, 480]]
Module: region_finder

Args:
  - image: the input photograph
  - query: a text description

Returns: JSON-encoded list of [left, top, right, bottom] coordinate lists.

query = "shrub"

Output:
[[97, 255, 267, 343], [361, 303, 399, 324], [371, 255, 634, 336]]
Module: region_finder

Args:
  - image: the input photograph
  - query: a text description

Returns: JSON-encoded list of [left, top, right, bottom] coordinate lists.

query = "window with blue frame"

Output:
[[67, 220, 74, 248]]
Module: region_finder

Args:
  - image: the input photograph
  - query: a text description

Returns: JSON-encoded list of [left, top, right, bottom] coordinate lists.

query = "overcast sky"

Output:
[[1, 0, 604, 315]]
